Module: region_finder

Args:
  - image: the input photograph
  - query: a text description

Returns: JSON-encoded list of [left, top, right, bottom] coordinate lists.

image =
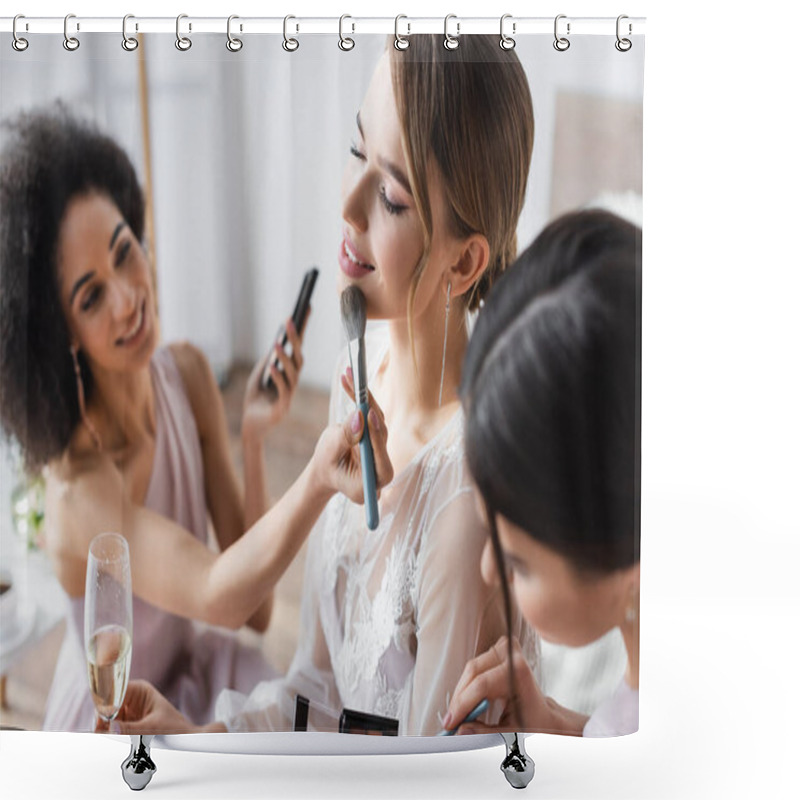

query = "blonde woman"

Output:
[[116, 34, 536, 736]]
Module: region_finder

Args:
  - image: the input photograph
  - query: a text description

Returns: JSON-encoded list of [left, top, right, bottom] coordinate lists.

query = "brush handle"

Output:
[[358, 400, 379, 531]]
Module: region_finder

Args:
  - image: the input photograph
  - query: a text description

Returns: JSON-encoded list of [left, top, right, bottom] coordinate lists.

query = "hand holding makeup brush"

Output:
[[311, 392, 393, 506]]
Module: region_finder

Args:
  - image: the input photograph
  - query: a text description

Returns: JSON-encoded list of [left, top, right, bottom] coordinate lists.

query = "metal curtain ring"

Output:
[[175, 14, 192, 51], [283, 15, 299, 52], [338, 14, 355, 51], [12, 15, 29, 51], [615, 14, 632, 52], [122, 14, 138, 51], [63, 14, 80, 51], [227, 15, 243, 52], [443, 14, 459, 51], [500, 14, 516, 51], [394, 15, 410, 50], [553, 14, 570, 52]]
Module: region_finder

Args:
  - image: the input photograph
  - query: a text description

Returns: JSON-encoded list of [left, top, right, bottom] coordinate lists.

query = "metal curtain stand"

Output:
[[120, 732, 534, 791]]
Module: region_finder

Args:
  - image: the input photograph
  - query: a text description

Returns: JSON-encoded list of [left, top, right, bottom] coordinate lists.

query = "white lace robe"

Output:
[[216, 330, 536, 735]]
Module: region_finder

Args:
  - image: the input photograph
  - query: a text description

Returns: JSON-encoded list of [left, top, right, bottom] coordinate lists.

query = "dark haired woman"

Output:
[[0, 108, 391, 731], [443, 209, 641, 737]]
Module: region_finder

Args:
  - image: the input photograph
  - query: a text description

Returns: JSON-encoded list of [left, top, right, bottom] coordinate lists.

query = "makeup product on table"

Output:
[[340, 285, 379, 531]]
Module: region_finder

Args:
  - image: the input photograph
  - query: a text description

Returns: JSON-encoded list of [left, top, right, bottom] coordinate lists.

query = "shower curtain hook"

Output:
[[63, 13, 80, 51], [443, 14, 459, 51], [12, 15, 29, 52], [615, 15, 632, 51], [500, 14, 516, 50], [338, 14, 355, 51], [122, 14, 138, 52], [226, 15, 243, 52], [339, 14, 356, 52], [283, 15, 299, 52], [175, 14, 192, 51], [553, 14, 570, 51], [394, 15, 410, 50]]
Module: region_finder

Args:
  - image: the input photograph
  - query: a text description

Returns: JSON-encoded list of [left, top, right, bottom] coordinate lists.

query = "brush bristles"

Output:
[[340, 285, 367, 340]]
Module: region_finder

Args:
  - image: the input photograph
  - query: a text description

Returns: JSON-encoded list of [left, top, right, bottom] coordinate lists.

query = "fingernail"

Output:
[[287, 320, 296, 333], [346, 366, 353, 383], [368, 409, 380, 432], [442, 712, 453, 729], [350, 411, 362, 434]]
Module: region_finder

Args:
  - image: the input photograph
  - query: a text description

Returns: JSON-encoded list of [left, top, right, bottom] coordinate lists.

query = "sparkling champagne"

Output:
[[87, 624, 131, 721]]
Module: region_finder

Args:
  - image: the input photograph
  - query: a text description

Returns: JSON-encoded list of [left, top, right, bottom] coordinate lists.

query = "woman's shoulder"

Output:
[[164, 341, 217, 434], [44, 448, 124, 567], [165, 341, 212, 394]]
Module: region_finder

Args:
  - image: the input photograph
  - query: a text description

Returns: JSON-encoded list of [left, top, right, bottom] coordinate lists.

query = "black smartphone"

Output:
[[260, 267, 319, 398]]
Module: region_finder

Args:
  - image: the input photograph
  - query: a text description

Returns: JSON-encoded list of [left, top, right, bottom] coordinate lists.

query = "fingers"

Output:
[[446, 660, 512, 732], [117, 718, 149, 736], [272, 343, 298, 392], [284, 318, 305, 368], [340, 408, 392, 486], [341, 370, 356, 404], [444, 637, 513, 732], [343, 409, 365, 448], [340, 369, 386, 429], [451, 636, 508, 700]]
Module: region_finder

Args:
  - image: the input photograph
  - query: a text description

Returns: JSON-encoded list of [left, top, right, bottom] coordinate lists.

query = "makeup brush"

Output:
[[340, 285, 379, 531]]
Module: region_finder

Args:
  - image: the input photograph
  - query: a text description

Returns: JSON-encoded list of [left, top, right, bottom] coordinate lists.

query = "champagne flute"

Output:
[[84, 532, 133, 723]]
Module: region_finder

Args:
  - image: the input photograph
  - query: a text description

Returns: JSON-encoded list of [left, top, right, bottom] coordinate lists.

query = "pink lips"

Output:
[[338, 234, 374, 280]]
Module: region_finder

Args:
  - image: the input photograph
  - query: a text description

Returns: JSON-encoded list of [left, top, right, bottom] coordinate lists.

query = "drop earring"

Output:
[[70, 344, 102, 451], [438, 281, 451, 408]]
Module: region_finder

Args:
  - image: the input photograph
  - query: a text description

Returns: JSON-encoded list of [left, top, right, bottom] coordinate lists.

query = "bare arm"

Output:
[[49, 400, 391, 630], [171, 331, 305, 633], [168, 341, 247, 552]]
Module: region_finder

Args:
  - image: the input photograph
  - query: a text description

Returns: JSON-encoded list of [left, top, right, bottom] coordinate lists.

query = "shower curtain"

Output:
[[0, 16, 644, 741]]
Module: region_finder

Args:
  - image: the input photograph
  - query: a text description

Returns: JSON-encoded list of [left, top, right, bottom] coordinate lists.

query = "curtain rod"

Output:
[[1, 16, 646, 37]]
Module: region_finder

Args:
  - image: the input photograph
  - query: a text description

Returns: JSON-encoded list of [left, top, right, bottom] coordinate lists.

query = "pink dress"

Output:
[[43, 347, 272, 731]]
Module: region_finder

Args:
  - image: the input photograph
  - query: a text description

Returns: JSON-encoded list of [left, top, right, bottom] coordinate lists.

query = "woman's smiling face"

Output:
[[338, 52, 461, 321], [57, 191, 158, 376]]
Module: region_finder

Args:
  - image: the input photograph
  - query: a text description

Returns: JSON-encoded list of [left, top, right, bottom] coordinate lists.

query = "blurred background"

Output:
[[0, 31, 643, 728]]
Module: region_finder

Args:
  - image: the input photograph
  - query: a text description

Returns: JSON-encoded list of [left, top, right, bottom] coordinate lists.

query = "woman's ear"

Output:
[[446, 233, 490, 299]]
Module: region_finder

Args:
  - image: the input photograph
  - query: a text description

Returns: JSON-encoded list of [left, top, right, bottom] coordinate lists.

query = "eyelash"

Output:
[[80, 239, 132, 312], [379, 186, 404, 216], [349, 142, 406, 216]]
